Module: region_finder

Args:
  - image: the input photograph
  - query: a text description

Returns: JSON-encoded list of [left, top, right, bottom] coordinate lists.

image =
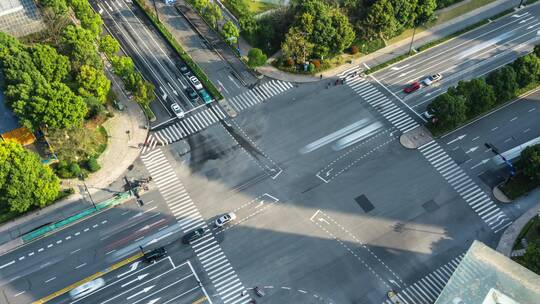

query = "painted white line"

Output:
[[75, 263, 87, 269], [45, 277, 56, 283], [0, 260, 15, 269], [13, 291, 25, 297]]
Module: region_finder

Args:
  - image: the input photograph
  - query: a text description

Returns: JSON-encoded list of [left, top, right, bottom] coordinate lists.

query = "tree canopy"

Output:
[[521, 144, 540, 182], [76, 65, 111, 104], [427, 93, 467, 130], [247, 48, 267, 67], [0, 142, 60, 213], [486, 65, 518, 103], [222, 20, 240, 44]]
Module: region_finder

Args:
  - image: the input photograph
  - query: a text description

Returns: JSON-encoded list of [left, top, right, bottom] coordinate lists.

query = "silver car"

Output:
[[69, 278, 105, 299], [171, 103, 184, 118], [215, 212, 237, 227]]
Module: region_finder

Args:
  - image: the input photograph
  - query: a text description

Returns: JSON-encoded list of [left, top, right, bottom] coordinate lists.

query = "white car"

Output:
[[423, 73, 442, 86], [171, 103, 184, 118], [69, 278, 105, 299], [189, 76, 203, 90], [422, 110, 434, 119], [215, 212, 236, 227]]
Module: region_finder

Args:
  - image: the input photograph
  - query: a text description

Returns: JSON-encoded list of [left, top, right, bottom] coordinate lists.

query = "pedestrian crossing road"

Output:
[[381, 253, 483, 304], [418, 141, 512, 233], [143, 105, 227, 154], [228, 80, 293, 112], [345, 76, 420, 133], [141, 150, 252, 304]]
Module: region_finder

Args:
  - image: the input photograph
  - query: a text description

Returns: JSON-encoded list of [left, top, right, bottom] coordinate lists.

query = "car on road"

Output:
[[189, 75, 203, 90], [422, 73, 442, 86], [177, 63, 190, 76], [171, 102, 184, 118], [422, 110, 434, 120], [69, 278, 105, 299], [403, 81, 421, 93], [182, 228, 206, 244], [198, 89, 212, 104], [215, 212, 236, 227], [185, 87, 199, 101], [143, 247, 167, 263]]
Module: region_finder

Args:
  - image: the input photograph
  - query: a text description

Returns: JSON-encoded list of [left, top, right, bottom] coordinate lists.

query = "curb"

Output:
[[493, 184, 513, 203], [496, 200, 540, 257]]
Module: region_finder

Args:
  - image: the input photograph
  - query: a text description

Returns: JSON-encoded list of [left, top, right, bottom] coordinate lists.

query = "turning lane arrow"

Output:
[[121, 274, 149, 288]]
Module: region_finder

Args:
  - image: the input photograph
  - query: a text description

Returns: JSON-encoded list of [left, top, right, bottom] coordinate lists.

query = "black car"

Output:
[[182, 228, 205, 244], [177, 63, 190, 75], [143, 247, 167, 263], [185, 87, 199, 101]]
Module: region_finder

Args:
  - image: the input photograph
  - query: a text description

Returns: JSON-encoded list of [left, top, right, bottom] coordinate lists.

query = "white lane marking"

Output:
[[13, 291, 25, 297], [529, 107, 536, 112], [75, 263, 87, 269], [491, 127, 499, 131], [299, 119, 370, 154], [523, 128, 531, 133], [45, 277, 56, 283], [70, 249, 81, 254], [0, 260, 15, 269], [510, 116, 518, 122], [363, 62, 370, 69], [106, 250, 116, 255], [471, 136, 480, 141]]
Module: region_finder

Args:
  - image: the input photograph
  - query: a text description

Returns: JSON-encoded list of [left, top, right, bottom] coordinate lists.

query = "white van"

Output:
[[69, 278, 105, 299]]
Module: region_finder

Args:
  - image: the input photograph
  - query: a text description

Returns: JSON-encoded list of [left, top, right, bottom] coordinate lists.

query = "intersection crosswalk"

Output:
[[419, 141, 512, 233], [141, 149, 252, 304], [142, 105, 227, 154], [346, 76, 419, 133], [381, 252, 487, 304], [228, 80, 293, 112]]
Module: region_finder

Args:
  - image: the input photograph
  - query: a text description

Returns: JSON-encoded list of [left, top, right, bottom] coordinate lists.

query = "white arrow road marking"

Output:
[[121, 274, 149, 288], [318, 218, 329, 225], [127, 286, 155, 300], [398, 69, 416, 77], [325, 168, 333, 177], [390, 64, 409, 71], [466, 146, 479, 154], [471, 159, 489, 169], [254, 200, 265, 209], [147, 298, 161, 304], [117, 261, 140, 278], [447, 134, 466, 145]]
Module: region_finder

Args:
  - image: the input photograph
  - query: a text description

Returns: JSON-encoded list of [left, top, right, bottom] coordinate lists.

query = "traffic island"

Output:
[[496, 199, 540, 257], [493, 184, 513, 203], [399, 126, 433, 149]]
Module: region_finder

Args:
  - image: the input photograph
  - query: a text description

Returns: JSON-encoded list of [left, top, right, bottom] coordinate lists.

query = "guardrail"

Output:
[[21, 191, 133, 242]]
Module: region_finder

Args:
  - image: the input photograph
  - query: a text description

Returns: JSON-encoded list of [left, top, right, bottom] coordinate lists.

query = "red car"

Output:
[[403, 81, 421, 93]]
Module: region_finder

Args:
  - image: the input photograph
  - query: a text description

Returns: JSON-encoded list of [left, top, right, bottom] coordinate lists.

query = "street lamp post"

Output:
[[152, 0, 160, 22], [80, 174, 97, 210], [408, 25, 417, 55]]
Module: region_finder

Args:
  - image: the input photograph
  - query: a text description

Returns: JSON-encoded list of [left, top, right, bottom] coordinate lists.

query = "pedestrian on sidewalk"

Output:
[[320, 74, 323, 80]]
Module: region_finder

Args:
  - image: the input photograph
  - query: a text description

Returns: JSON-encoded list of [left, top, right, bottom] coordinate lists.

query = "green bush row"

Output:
[[133, 0, 223, 101]]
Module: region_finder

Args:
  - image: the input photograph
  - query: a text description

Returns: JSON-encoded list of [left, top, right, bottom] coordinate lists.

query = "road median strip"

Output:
[[32, 252, 144, 304]]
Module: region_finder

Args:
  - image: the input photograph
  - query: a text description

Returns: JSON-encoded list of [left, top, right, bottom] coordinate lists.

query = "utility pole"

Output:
[[80, 174, 97, 210], [408, 25, 417, 55], [519, 0, 525, 8], [152, 0, 160, 22]]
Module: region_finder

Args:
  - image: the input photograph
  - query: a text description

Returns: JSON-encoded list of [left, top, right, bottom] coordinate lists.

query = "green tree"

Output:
[[534, 44, 540, 57], [281, 27, 314, 63], [134, 80, 155, 105], [427, 93, 467, 130], [192, 0, 209, 12], [365, 0, 398, 40], [0, 142, 60, 213], [30, 44, 70, 83], [70, 0, 103, 37], [521, 144, 540, 182], [520, 241, 540, 275], [39, 0, 68, 16], [222, 20, 240, 44], [111, 55, 135, 79], [512, 53, 540, 87], [391, 0, 418, 30], [486, 66, 518, 103], [202, 3, 222, 29], [99, 35, 120, 57], [247, 48, 267, 67], [415, 0, 437, 25], [61, 25, 102, 70], [454, 79, 496, 117], [76, 65, 111, 104]]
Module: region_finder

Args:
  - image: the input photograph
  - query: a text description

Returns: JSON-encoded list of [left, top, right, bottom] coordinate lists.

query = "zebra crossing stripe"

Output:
[[213, 105, 226, 119], [230, 97, 241, 111]]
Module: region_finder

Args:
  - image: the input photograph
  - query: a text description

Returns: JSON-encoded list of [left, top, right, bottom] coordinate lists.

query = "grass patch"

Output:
[[246, 0, 280, 14], [513, 216, 540, 250], [500, 174, 540, 200], [435, 0, 497, 25], [141, 103, 156, 122], [47, 122, 109, 163], [133, 0, 223, 101]]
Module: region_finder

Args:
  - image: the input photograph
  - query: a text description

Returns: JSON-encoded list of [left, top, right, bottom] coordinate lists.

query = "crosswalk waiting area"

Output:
[[345, 76, 419, 133], [143, 105, 227, 153], [228, 80, 293, 112], [141, 150, 252, 304], [419, 141, 512, 233]]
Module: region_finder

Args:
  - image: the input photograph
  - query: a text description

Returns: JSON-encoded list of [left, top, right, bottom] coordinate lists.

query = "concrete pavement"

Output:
[[255, 0, 524, 82]]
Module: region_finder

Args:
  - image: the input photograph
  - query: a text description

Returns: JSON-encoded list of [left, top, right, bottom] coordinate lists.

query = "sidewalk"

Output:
[[497, 188, 540, 257], [0, 62, 148, 254], [255, 0, 523, 82]]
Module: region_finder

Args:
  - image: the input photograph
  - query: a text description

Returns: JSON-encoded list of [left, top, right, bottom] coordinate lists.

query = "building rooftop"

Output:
[[435, 241, 540, 304]]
